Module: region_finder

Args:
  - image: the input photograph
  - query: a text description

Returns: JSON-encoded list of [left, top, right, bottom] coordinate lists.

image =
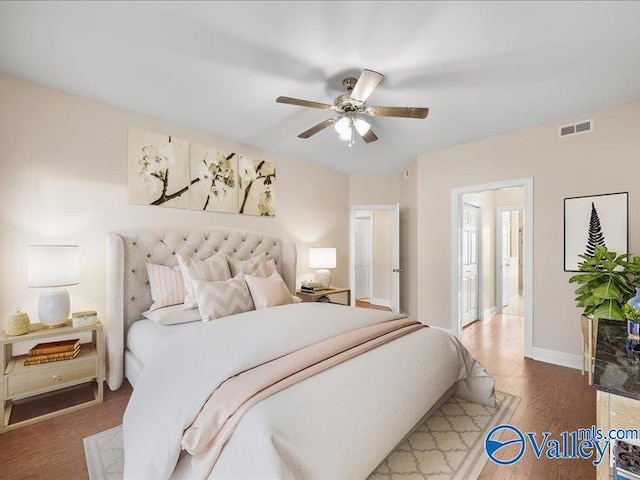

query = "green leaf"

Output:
[[593, 300, 625, 320], [593, 280, 621, 300]]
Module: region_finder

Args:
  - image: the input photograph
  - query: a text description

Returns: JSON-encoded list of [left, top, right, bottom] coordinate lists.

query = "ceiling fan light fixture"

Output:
[[338, 126, 352, 142], [334, 117, 350, 135], [354, 118, 371, 136]]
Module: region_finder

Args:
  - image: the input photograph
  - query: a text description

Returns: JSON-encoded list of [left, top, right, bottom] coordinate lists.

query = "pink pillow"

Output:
[[146, 263, 187, 311], [244, 272, 293, 310]]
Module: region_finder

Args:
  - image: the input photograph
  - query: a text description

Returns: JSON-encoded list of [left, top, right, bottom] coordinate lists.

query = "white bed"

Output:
[[106, 227, 297, 390], [105, 227, 494, 480]]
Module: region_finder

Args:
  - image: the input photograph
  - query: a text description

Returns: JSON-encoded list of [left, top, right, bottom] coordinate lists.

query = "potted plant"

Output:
[[569, 245, 639, 321]]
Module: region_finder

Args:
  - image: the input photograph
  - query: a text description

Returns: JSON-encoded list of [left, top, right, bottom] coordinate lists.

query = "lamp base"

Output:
[[38, 289, 70, 328], [314, 269, 331, 289]]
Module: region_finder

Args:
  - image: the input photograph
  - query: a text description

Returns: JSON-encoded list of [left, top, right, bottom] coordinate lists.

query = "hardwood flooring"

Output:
[[0, 313, 595, 479], [355, 299, 392, 311], [0, 382, 132, 480], [462, 313, 596, 480]]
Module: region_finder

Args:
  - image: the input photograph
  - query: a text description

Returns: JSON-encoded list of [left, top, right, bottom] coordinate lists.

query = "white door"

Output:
[[461, 203, 479, 326], [501, 211, 511, 307], [354, 215, 372, 299]]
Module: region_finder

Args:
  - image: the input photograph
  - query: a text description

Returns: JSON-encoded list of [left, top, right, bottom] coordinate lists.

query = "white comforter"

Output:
[[123, 303, 494, 480]]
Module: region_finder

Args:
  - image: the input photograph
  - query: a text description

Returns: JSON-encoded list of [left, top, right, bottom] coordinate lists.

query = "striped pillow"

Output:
[[193, 275, 255, 322], [227, 253, 276, 278], [177, 253, 231, 309], [146, 263, 188, 311]]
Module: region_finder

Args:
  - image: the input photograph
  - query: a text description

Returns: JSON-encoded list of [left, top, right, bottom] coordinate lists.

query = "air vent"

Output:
[[559, 119, 593, 138]]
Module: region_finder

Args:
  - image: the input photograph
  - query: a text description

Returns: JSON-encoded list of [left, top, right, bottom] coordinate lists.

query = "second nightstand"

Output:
[[296, 287, 351, 306]]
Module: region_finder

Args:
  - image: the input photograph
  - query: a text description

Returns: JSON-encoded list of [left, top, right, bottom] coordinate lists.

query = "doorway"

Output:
[[451, 178, 533, 358], [461, 200, 482, 327], [497, 206, 524, 316], [354, 212, 373, 300], [350, 204, 400, 313]]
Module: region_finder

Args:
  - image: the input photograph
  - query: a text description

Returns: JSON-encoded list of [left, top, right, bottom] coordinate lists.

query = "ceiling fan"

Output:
[[276, 69, 429, 146]]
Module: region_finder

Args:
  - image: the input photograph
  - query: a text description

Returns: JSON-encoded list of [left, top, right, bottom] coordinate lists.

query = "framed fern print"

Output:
[[564, 192, 628, 272]]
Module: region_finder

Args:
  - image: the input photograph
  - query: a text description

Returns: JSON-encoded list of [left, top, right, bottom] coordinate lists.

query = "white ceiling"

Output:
[[1, 1, 639, 174]]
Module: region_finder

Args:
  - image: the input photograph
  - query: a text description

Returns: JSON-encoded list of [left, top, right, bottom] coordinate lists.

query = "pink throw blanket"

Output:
[[181, 317, 424, 478]]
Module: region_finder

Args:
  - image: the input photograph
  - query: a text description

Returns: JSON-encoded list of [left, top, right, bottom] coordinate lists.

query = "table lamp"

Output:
[[28, 245, 79, 328], [309, 247, 336, 288]]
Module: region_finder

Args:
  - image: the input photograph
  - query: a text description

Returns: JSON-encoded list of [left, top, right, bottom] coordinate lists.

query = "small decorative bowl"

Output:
[[5, 308, 30, 336]]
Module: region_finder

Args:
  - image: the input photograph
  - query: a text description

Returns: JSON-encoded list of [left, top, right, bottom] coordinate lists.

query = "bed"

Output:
[[105, 227, 494, 480]]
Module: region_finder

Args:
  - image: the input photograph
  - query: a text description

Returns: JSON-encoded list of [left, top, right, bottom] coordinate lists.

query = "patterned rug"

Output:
[[84, 391, 518, 480]]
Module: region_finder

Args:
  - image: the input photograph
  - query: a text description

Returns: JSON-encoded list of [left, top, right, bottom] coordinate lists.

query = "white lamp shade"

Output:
[[354, 118, 371, 135], [309, 248, 337, 269], [28, 245, 80, 287]]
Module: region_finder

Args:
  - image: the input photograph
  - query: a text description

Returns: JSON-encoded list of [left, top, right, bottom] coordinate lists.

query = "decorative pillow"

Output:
[[142, 304, 202, 325], [146, 263, 187, 311], [177, 253, 231, 309], [245, 272, 294, 310], [193, 275, 255, 322], [226, 253, 276, 278]]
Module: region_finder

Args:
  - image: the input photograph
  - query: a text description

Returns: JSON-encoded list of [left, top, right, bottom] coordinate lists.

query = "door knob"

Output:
[[393, 268, 403, 273]]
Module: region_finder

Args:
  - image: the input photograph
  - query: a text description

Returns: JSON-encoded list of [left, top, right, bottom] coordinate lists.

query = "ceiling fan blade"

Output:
[[297, 117, 339, 138], [360, 128, 378, 144], [349, 69, 383, 103], [366, 106, 429, 119], [276, 96, 333, 110]]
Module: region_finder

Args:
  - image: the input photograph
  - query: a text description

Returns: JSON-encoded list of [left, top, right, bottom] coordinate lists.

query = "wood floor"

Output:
[[462, 313, 596, 480], [0, 313, 595, 480], [355, 299, 392, 311]]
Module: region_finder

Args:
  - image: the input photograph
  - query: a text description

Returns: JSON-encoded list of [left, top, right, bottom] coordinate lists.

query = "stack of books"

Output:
[[24, 339, 81, 366], [301, 281, 326, 293]]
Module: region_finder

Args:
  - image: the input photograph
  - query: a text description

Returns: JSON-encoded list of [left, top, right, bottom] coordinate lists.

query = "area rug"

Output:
[[84, 391, 518, 480]]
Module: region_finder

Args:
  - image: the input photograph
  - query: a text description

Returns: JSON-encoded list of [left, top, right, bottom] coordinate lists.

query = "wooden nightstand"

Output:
[[1, 320, 104, 433], [296, 287, 351, 306]]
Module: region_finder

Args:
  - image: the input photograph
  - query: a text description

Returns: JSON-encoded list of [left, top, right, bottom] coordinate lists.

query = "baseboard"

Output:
[[483, 306, 497, 320], [370, 297, 393, 308], [532, 347, 582, 370]]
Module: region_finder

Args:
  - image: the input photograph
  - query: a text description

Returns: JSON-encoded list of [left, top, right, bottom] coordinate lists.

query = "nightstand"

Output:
[[1, 320, 104, 433], [296, 287, 351, 306]]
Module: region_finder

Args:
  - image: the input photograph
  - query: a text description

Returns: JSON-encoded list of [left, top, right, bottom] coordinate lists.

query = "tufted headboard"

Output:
[[105, 226, 297, 390]]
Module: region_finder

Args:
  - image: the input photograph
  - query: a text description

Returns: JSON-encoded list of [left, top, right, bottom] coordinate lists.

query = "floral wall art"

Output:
[[128, 127, 191, 208], [127, 128, 276, 216], [190, 143, 238, 213], [238, 156, 276, 217]]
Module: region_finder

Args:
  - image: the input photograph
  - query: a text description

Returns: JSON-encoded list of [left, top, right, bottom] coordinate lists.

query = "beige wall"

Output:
[[372, 210, 393, 304], [0, 73, 350, 329], [349, 174, 401, 205], [417, 100, 640, 358]]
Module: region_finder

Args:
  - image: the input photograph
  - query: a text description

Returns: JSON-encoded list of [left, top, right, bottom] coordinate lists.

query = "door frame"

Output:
[[350, 203, 400, 312], [450, 177, 534, 358], [495, 205, 524, 313], [354, 212, 374, 300], [461, 198, 484, 326]]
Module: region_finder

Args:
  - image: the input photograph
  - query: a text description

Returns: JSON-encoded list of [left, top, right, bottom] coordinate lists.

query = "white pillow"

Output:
[[245, 272, 294, 310], [227, 253, 276, 278], [177, 253, 231, 309], [193, 275, 255, 322], [146, 263, 187, 311], [142, 304, 202, 325]]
